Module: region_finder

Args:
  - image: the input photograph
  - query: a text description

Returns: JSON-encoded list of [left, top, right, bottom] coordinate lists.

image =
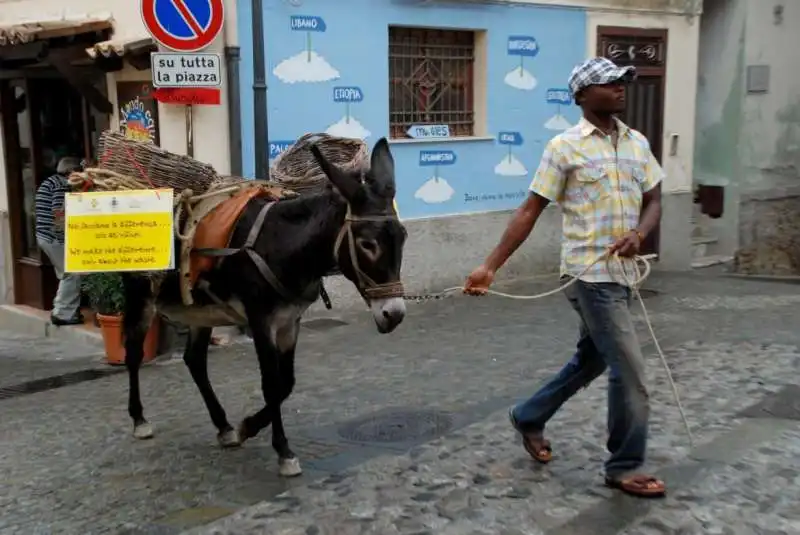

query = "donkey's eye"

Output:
[[357, 238, 380, 257]]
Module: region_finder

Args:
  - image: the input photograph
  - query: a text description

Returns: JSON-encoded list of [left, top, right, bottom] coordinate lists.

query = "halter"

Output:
[[334, 204, 405, 301]]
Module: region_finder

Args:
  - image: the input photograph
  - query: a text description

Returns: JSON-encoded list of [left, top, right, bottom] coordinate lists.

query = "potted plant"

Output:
[[82, 272, 160, 365]]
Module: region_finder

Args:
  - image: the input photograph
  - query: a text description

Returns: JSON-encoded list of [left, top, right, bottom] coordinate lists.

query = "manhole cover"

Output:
[[338, 409, 453, 443], [303, 318, 348, 332], [739, 384, 800, 421]]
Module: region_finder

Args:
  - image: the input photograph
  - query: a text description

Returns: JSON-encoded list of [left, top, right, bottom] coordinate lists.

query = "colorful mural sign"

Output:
[[274, 15, 338, 83], [415, 150, 457, 204], [117, 82, 159, 144], [505, 35, 539, 91], [327, 86, 370, 139], [545, 88, 573, 130], [495, 131, 527, 177], [242, 0, 585, 219]]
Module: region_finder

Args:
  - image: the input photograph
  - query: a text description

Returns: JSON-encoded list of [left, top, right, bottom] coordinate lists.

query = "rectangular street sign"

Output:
[[151, 53, 222, 88], [153, 88, 221, 106]]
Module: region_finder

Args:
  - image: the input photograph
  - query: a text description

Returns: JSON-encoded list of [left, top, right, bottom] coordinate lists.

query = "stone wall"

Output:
[[735, 187, 800, 275]]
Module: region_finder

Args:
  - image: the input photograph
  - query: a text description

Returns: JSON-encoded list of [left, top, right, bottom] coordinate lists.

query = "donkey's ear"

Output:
[[310, 143, 360, 200], [368, 137, 395, 198]]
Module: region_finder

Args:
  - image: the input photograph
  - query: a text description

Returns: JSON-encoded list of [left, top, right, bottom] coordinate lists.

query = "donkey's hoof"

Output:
[[278, 457, 303, 477], [217, 428, 242, 448], [133, 422, 154, 440]]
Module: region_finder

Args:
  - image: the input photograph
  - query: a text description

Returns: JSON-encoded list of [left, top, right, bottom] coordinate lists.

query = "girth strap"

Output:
[[193, 201, 294, 302]]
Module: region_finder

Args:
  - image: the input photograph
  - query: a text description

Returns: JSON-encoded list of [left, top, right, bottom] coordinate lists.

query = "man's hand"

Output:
[[464, 264, 495, 296], [610, 230, 641, 258]]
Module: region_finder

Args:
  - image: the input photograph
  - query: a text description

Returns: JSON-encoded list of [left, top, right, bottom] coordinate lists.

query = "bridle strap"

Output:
[[334, 204, 404, 300]]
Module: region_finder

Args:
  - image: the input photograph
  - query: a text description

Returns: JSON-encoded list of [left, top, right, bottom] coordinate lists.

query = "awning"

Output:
[[86, 36, 155, 60], [0, 14, 112, 47]]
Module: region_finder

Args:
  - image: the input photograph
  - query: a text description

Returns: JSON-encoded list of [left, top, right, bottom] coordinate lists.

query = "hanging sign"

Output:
[[64, 189, 175, 273]]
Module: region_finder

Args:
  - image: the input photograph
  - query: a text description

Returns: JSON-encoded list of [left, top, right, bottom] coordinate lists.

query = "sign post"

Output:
[[141, 0, 225, 156]]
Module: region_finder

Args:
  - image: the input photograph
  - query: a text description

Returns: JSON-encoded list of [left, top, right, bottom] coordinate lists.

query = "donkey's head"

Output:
[[310, 137, 407, 334]]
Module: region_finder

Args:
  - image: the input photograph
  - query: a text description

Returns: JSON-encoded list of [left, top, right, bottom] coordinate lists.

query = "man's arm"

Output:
[[635, 143, 665, 241], [484, 142, 566, 273]]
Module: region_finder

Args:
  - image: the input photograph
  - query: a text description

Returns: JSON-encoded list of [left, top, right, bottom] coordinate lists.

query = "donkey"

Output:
[[120, 138, 407, 477]]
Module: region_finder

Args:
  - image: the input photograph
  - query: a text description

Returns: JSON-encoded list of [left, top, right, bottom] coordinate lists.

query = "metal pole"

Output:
[[224, 46, 243, 177], [185, 104, 194, 157], [251, 0, 269, 179]]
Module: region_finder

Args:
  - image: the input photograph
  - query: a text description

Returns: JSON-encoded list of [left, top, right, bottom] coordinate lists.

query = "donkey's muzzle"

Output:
[[370, 297, 406, 334]]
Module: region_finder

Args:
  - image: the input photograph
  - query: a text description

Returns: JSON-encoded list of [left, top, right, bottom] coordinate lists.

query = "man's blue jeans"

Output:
[[512, 278, 649, 478]]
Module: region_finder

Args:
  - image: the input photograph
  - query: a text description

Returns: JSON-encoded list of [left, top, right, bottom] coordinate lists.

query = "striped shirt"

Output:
[[529, 117, 664, 283], [35, 173, 70, 244]]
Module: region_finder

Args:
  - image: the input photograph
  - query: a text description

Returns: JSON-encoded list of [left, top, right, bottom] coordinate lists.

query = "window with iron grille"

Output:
[[389, 27, 475, 139]]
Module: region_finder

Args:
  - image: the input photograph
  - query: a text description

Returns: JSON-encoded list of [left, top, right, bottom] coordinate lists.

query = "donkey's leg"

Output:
[[122, 276, 156, 440], [246, 311, 302, 477], [182, 326, 241, 448], [238, 344, 296, 441]]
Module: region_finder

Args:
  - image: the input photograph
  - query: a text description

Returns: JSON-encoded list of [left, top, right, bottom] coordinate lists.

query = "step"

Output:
[[691, 254, 734, 269]]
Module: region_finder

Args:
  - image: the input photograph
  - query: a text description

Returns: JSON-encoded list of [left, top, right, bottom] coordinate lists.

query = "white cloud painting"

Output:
[[273, 50, 340, 84], [494, 154, 528, 177], [415, 177, 454, 204], [326, 116, 371, 140], [544, 114, 572, 131], [504, 66, 537, 91]]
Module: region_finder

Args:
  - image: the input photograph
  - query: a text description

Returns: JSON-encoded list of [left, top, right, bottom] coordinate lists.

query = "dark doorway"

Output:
[[597, 26, 668, 257], [0, 75, 108, 309]]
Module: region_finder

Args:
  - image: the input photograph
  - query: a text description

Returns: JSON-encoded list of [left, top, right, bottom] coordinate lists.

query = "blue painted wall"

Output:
[[238, 0, 586, 219]]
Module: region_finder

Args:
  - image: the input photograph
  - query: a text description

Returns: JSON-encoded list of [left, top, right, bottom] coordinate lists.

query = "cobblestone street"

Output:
[[2, 271, 800, 534]]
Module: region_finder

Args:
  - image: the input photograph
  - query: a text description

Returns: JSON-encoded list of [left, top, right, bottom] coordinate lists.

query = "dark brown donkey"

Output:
[[120, 138, 407, 477]]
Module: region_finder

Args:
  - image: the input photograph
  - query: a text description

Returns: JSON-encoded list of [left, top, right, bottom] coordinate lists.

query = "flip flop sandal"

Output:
[[605, 474, 666, 498], [508, 407, 553, 464]]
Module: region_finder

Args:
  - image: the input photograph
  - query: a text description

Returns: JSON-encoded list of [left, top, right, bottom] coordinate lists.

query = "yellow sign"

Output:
[[64, 189, 174, 273]]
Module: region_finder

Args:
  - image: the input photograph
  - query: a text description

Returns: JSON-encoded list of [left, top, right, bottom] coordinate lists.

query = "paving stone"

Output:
[[2, 272, 800, 534]]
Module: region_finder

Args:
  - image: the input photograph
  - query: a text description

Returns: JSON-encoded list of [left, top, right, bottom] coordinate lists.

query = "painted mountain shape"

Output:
[[273, 50, 340, 83], [544, 114, 572, 131], [494, 154, 528, 177], [415, 176, 454, 204], [504, 66, 537, 91], [325, 116, 371, 140]]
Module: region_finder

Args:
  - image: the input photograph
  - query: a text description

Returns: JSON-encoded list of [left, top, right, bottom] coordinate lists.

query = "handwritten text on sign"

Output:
[[290, 15, 327, 32], [333, 86, 363, 102], [507, 35, 539, 57], [546, 88, 572, 105], [419, 150, 457, 166], [64, 189, 174, 273], [407, 124, 451, 139], [498, 131, 524, 146]]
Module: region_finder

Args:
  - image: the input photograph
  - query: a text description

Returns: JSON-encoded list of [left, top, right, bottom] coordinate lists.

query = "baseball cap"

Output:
[[568, 57, 636, 97]]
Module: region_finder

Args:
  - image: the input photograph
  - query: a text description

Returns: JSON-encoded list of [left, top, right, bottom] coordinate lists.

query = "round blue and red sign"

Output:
[[141, 0, 224, 52]]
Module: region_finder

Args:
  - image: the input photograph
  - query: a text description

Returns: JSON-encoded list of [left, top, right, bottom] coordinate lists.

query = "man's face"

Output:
[[579, 81, 627, 114]]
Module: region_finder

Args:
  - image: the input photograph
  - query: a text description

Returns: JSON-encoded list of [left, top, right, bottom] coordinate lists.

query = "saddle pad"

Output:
[[189, 187, 270, 287]]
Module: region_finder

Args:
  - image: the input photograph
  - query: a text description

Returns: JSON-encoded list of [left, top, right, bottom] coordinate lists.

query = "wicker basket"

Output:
[[270, 133, 368, 195], [96, 130, 219, 194]]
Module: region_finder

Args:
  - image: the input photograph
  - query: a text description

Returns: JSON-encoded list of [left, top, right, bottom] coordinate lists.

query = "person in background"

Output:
[[464, 57, 665, 498], [35, 156, 84, 326]]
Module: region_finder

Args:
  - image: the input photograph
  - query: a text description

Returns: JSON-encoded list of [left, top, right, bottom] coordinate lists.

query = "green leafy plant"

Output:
[[82, 272, 125, 316]]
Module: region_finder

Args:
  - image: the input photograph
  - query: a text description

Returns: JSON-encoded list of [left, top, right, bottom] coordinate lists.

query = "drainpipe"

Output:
[[225, 46, 242, 177], [251, 0, 269, 179]]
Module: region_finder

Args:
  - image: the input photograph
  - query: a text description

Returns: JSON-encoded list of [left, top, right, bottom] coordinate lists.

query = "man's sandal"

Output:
[[605, 474, 666, 498], [508, 407, 553, 464]]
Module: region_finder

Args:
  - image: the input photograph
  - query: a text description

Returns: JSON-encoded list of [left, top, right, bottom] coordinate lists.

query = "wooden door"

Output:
[[597, 27, 667, 256]]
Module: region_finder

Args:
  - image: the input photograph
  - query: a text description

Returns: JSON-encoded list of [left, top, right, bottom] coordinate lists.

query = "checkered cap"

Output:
[[568, 57, 636, 96]]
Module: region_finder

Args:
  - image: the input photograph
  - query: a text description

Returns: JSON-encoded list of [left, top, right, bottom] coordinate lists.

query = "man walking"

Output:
[[35, 156, 84, 326], [464, 57, 665, 498]]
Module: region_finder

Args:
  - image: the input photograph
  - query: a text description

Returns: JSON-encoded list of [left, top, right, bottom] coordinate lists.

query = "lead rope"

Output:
[[434, 251, 694, 447]]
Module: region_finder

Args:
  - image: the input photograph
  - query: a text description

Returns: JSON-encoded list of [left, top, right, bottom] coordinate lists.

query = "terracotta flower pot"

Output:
[[96, 313, 160, 366]]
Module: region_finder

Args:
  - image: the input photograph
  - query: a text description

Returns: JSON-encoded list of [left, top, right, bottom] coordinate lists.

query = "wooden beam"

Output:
[[48, 48, 112, 114], [0, 41, 47, 61]]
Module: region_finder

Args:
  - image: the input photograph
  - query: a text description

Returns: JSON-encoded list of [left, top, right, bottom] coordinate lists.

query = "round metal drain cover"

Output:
[[338, 409, 453, 443]]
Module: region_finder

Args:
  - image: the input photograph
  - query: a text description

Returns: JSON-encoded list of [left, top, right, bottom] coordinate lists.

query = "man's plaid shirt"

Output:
[[529, 117, 664, 283]]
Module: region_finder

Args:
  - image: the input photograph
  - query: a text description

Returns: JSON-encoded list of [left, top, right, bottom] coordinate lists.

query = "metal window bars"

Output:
[[389, 27, 475, 139]]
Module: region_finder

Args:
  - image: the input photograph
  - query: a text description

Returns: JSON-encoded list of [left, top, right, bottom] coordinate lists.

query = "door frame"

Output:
[[596, 25, 668, 256]]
